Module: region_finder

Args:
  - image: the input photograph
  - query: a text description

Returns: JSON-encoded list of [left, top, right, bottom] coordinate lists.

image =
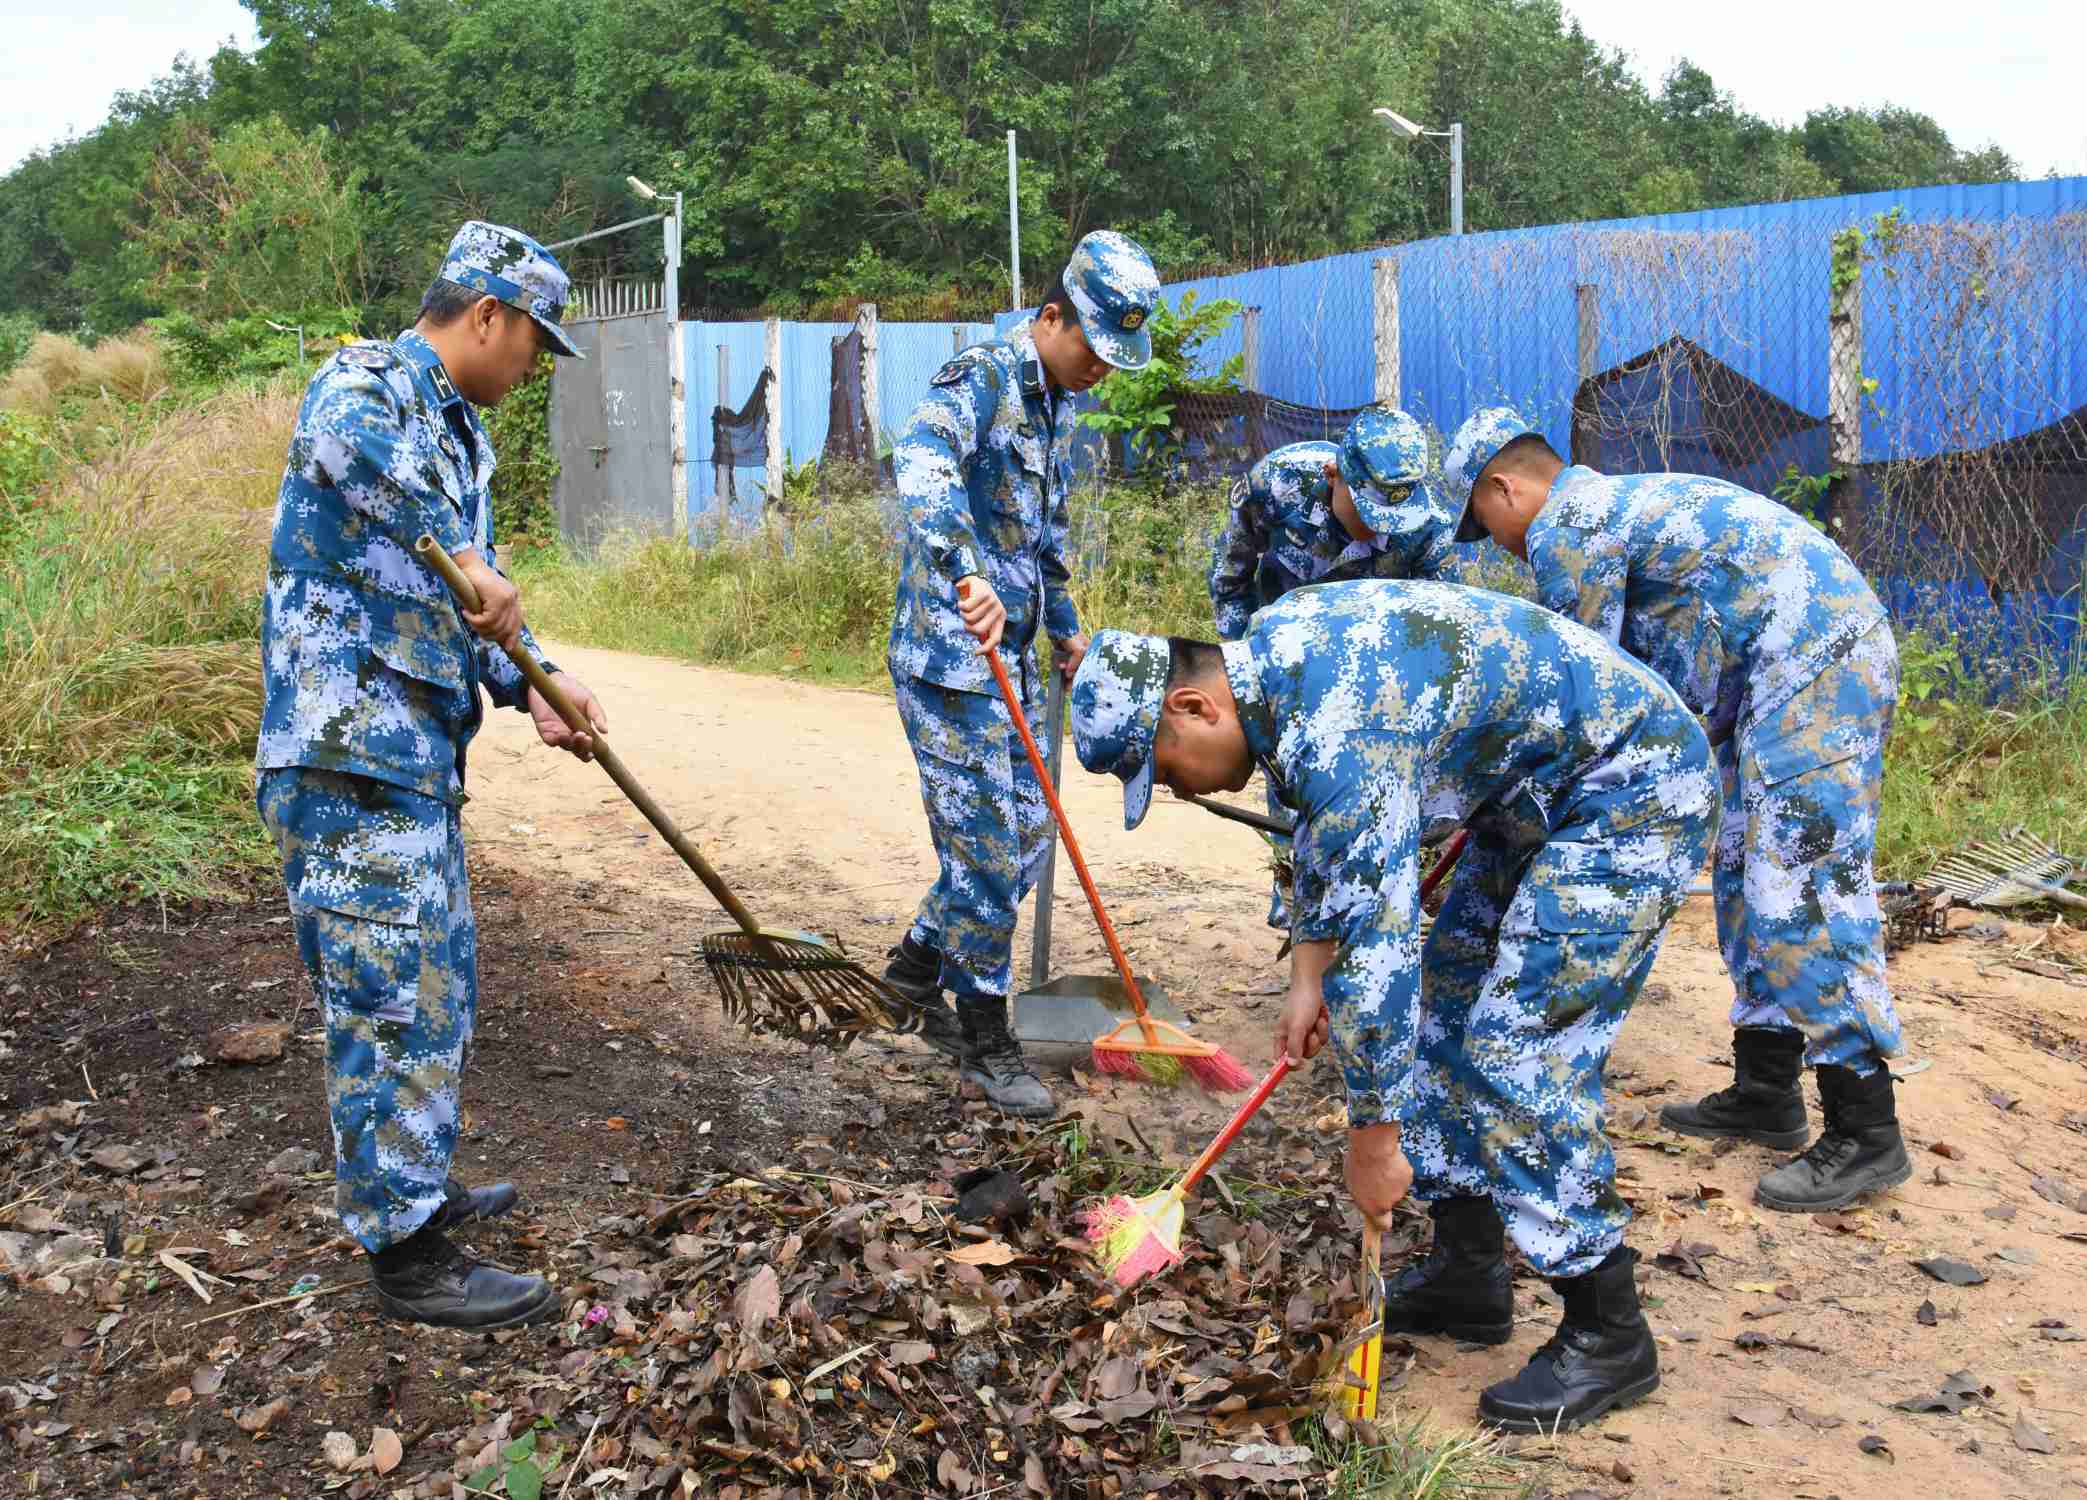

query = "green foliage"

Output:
[[0, 313, 37, 376], [1830, 208, 1907, 297], [486, 353, 560, 549], [1770, 463, 1844, 534], [151, 307, 361, 385], [0, 411, 55, 517], [0, 1, 2022, 337], [135, 115, 368, 320], [464, 1423, 566, 1500], [1082, 292, 1244, 475]]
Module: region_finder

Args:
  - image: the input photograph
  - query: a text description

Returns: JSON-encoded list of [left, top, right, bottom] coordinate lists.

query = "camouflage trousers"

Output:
[[1715, 624, 1903, 1075], [892, 669, 1052, 1000], [256, 767, 474, 1254], [1399, 812, 1710, 1277]]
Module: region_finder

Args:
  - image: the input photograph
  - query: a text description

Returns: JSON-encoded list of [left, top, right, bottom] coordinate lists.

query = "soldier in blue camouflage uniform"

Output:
[[1071, 579, 1716, 1432], [1446, 408, 1911, 1215], [1205, 408, 1482, 928], [882, 230, 1160, 1117], [256, 221, 608, 1328]]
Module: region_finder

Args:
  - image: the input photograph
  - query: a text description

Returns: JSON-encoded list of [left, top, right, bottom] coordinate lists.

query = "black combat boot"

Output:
[[1660, 1026, 1809, 1149], [1755, 1063, 1911, 1212], [430, 1178, 518, 1231], [370, 1224, 557, 1330], [881, 935, 966, 1061], [956, 998, 1056, 1119], [1478, 1246, 1658, 1433], [1382, 1195, 1514, 1345]]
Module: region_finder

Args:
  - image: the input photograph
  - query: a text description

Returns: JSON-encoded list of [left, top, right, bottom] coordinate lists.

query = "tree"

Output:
[[136, 116, 367, 319], [1800, 105, 2018, 194]]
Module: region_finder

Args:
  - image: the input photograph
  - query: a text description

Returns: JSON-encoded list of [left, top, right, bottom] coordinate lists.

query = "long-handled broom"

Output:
[[1085, 1053, 1295, 1286], [1084, 831, 1473, 1287], [967, 601, 1250, 1094], [417, 535, 915, 1048]]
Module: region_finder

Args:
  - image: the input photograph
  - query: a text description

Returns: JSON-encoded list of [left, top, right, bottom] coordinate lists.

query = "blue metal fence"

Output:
[[682, 318, 991, 533]]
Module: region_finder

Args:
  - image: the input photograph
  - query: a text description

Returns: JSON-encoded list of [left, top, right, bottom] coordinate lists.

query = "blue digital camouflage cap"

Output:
[[439, 220, 583, 359], [1443, 406, 1536, 541], [1062, 231, 1161, 371], [1336, 406, 1433, 535], [1070, 628, 1173, 829]]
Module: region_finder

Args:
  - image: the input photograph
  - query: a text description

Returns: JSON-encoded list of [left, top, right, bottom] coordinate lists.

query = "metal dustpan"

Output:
[[1013, 671, 1189, 1049]]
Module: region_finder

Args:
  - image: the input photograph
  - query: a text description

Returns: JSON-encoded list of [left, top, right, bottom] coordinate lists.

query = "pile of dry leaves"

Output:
[[430, 1101, 1402, 1499]]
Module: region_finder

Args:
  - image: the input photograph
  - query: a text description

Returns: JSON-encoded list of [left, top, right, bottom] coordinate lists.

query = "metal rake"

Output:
[[1923, 827, 2087, 912]]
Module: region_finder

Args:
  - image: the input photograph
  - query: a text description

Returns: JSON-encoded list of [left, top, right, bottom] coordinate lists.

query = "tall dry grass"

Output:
[[0, 380, 293, 933], [0, 329, 171, 416]]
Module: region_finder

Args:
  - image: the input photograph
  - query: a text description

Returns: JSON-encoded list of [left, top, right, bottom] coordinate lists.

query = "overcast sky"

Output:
[[3, 0, 2083, 178]]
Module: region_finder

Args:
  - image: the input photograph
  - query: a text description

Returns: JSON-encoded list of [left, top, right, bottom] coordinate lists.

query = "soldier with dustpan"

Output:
[[881, 231, 1161, 1117]]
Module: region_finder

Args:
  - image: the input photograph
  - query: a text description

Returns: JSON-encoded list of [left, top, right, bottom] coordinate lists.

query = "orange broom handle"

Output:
[[963, 600, 1160, 1044], [1173, 1053, 1294, 1196]]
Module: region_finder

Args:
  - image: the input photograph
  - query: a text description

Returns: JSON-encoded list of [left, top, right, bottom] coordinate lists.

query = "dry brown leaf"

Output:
[[235, 1397, 289, 1434], [732, 1264, 781, 1329], [945, 1240, 1017, 1266], [369, 1426, 402, 1475], [889, 1341, 935, 1366], [1731, 1404, 1784, 1428]]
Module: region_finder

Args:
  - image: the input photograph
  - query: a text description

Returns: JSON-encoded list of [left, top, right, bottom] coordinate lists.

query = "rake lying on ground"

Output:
[[1923, 827, 2087, 912], [417, 535, 916, 1049]]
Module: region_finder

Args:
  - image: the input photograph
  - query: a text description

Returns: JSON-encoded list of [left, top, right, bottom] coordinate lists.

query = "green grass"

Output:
[[1306, 1408, 1529, 1499], [0, 370, 288, 939], [1875, 635, 2087, 878], [512, 475, 1224, 691]]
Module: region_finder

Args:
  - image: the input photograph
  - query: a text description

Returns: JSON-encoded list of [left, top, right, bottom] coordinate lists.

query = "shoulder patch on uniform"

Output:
[[929, 352, 984, 387], [337, 343, 396, 370]]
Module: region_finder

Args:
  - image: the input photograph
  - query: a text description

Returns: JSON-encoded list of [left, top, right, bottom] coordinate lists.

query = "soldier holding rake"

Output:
[[255, 222, 607, 1328]]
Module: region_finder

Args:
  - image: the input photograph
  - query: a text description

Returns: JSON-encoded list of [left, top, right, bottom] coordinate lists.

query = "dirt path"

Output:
[[2, 640, 2083, 1498], [469, 643, 2087, 1495]]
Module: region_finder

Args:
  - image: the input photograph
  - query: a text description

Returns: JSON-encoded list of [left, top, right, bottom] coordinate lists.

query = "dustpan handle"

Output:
[[1028, 668, 1066, 990], [416, 534, 763, 936], [962, 586, 1156, 1035]]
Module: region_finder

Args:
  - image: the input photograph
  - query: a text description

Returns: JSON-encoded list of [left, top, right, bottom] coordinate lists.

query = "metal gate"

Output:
[[549, 283, 673, 549]]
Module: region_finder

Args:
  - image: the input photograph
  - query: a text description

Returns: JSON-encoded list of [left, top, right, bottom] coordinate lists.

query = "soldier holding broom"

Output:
[[880, 230, 1161, 1118], [1070, 579, 1715, 1432]]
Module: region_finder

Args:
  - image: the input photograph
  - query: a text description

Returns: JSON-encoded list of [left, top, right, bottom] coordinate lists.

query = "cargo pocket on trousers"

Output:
[[306, 901, 424, 1027]]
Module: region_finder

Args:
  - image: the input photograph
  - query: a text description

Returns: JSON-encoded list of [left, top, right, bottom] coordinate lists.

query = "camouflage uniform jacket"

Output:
[[1223, 580, 1712, 1109], [1208, 442, 1477, 640], [1526, 467, 1889, 749], [255, 329, 554, 805], [887, 319, 1080, 696]]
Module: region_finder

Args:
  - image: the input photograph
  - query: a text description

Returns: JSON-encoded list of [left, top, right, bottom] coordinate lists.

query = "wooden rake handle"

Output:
[[415, 533, 763, 936], [961, 590, 1159, 1044]]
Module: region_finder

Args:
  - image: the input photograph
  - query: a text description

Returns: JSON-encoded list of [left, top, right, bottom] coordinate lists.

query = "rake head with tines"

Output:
[[1923, 827, 2086, 912], [413, 535, 925, 1056], [702, 928, 917, 1050]]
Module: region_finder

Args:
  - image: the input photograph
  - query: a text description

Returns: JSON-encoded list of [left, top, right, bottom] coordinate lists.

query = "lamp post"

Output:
[[1373, 108, 1464, 236]]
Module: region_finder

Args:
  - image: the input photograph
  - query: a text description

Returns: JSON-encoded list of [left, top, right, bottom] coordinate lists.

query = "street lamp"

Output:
[[1374, 107, 1464, 236]]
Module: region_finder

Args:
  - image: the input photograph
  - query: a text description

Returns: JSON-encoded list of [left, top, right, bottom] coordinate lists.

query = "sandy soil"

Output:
[[459, 642, 2087, 1499]]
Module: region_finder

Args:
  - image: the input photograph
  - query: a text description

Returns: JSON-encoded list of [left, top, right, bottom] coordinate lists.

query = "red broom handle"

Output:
[[1173, 1053, 1294, 1196], [1420, 828, 1469, 904], [963, 590, 1159, 1043]]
